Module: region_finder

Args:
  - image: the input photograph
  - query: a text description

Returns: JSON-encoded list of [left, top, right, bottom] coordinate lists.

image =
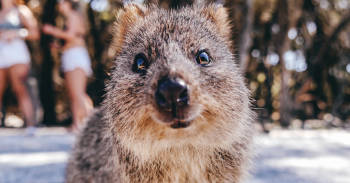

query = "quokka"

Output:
[[66, 1, 255, 182]]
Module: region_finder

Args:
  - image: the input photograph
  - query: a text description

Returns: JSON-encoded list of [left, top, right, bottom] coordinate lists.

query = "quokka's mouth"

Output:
[[151, 103, 202, 129], [170, 120, 191, 129]]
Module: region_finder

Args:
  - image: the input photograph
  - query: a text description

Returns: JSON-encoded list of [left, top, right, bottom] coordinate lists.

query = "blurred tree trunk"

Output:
[[274, 0, 303, 127], [238, 0, 253, 72], [273, 0, 290, 127], [225, 0, 253, 72], [39, 0, 57, 124], [87, 3, 109, 105]]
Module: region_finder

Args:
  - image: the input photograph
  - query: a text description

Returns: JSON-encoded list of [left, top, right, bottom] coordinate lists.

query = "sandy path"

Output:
[[0, 128, 349, 183]]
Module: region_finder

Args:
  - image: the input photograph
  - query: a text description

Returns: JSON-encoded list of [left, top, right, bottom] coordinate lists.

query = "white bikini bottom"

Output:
[[62, 46, 92, 76], [0, 39, 30, 68]]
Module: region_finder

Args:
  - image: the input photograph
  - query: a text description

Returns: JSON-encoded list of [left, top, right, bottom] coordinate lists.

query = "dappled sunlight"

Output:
[[249, 130, 350, 183], [0, 152, 69, 167], [267, 155, 349, 170], [0, 128, 349, 183]]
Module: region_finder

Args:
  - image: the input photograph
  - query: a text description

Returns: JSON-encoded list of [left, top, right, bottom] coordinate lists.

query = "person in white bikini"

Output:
[[43, 0, 92, 131], [0, 0, 39, 130]]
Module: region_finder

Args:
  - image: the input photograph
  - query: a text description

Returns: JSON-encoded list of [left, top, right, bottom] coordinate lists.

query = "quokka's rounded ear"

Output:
[[199, 3, 231, 41], [111, 3, 148, 56]]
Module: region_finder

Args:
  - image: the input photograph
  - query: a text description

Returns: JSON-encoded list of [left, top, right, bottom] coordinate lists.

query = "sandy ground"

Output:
[[0, 128, 349, 183]]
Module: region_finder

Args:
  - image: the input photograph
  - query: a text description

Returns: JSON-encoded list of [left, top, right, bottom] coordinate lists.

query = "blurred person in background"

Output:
[[43, 0, 93, 132], [0, 0, 39, 132]]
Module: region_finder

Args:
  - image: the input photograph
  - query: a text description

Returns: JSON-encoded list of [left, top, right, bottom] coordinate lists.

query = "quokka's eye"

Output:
[[196, 50, 211, 66], [132, 53, 149, 74]]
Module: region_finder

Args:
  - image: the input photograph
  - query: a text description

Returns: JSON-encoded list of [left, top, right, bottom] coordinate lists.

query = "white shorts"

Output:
[[0, 39, 30, 69], [62, 47, 92, 76]]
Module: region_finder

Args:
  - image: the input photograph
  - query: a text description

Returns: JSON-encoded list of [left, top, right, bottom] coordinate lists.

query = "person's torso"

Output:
[[62, 15, 86, 51]]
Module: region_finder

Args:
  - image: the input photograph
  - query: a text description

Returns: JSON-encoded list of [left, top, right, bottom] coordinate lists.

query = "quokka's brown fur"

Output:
[[65, 1, 255, 182]]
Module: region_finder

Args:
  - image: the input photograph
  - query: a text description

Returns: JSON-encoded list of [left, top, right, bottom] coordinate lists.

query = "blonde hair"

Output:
[[0, 0, 25, 8], [15, 0, 25, 5]]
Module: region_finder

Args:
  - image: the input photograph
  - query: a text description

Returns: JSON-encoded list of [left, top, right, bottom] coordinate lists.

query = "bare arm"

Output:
[[42, 13, 84, 41], [42, 24, 75, 40], [18, 5, 39, 40]]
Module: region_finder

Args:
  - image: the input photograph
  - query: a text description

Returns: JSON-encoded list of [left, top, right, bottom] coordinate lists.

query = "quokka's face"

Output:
[[107, 4, 250, 144]]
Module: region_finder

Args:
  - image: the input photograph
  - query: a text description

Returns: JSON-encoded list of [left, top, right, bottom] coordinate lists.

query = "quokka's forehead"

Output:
[[111, 4, 232, 58], [136, 9, 218, 40]]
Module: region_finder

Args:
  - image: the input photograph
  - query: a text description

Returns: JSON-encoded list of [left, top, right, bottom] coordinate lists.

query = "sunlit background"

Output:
[[2, 0, 348, 130]]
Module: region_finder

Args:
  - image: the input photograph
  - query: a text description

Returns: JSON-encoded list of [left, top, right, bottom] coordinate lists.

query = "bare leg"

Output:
[[64, 69, 93, 131], [8, 64, 35, 127], [0, 69, 7, 126]]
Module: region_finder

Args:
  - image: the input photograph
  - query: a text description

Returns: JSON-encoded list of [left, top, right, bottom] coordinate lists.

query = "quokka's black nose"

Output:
[[155, 77, 189, 112]]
